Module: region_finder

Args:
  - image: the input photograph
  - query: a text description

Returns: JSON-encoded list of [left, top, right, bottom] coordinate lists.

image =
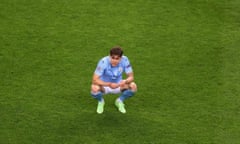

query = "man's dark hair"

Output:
[[110, 46, 123, 57]]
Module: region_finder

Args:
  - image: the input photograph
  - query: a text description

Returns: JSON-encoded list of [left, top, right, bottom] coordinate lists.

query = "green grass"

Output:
[[1, 0, 240, 143]]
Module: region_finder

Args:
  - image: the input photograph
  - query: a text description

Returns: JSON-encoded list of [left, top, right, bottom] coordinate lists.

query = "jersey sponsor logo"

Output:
[[118, 67, 123, 73]]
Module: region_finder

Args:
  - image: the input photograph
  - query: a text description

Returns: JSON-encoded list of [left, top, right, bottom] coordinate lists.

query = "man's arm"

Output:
[[125, 72, 134, 84], [92, 74, 110, 86], [92, 74, 119, 88], [119, 72, 134, 86]]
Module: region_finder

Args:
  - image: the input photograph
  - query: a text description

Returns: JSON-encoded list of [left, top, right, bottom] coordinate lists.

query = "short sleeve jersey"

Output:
[[94, 56, 133, 83]]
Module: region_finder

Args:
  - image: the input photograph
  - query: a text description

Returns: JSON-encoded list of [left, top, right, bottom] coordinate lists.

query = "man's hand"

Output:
[[109, 83, 119, 89], [119, 80, 127, 87]]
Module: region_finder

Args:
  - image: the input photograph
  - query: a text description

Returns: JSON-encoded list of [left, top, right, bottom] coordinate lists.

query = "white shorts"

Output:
[[103, 86, 121, 94]]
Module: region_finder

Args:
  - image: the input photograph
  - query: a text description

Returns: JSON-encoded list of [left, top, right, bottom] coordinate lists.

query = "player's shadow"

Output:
[[97, 112, 128, 127]]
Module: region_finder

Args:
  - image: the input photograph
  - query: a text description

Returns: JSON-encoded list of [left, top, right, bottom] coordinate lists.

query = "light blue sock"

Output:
[[119, 89, 135, 102], [91, 92, 103, 102]]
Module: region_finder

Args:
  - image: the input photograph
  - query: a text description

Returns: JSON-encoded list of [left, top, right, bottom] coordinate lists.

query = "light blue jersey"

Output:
[[94, 56, 133, 83]]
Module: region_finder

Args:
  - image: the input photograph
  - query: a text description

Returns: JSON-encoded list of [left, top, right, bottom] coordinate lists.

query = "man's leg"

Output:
[[91, 91, 104, 102], [115, 82, 137, 113], [119, 89, 135, 101], [91, 84, 104, 114]]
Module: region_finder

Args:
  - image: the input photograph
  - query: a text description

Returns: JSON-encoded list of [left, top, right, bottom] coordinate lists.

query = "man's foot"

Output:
[[115, 100, 126, 113], [97, 101, 104, 114]]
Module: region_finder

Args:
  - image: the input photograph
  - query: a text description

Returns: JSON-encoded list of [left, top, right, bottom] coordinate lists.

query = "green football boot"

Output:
[[115, 100, 126, 113], [97, 101, 104, 114]]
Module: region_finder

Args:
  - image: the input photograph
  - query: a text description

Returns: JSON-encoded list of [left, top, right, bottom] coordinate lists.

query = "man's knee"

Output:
[[130, 82, 137, 92], [91, 84, 101, 93]]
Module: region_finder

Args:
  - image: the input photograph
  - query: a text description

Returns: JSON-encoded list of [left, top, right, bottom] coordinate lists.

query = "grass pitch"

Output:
[[1, 0, 240, 143]]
